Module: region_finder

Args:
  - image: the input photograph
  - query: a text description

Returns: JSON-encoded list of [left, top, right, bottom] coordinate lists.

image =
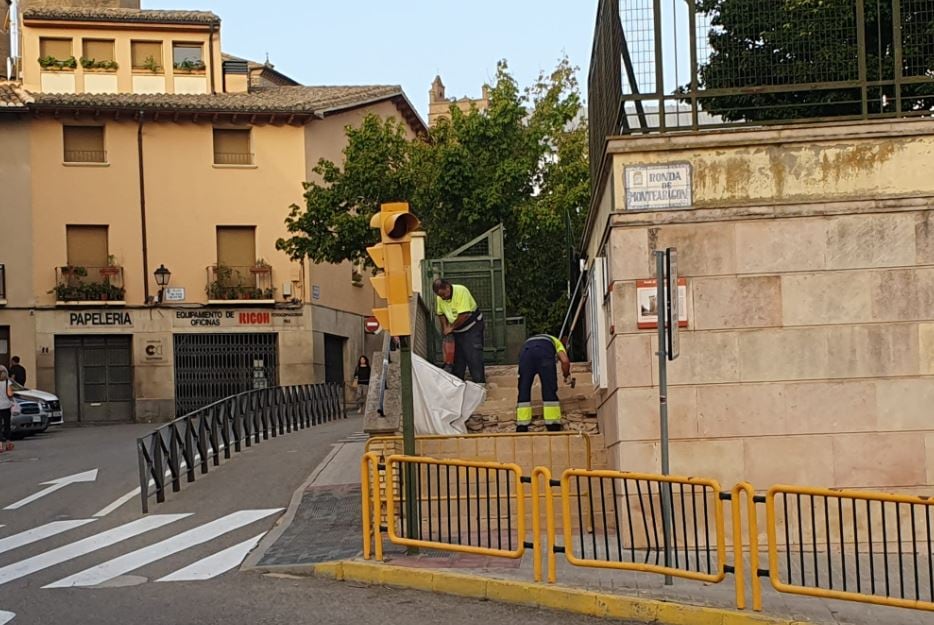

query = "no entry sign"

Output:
[[364, 316, 381, 333]]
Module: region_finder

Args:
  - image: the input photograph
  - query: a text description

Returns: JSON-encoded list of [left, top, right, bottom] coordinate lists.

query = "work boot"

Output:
[[545, 423, 562, 432], [515, 424, 529, 433]]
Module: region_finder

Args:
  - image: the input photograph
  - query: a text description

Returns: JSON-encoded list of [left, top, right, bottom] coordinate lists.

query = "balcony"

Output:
[[0, 264, 6, 304], [64, 150, 108, 164], [54, 265, 126, 305], [206, 264, 275, 304], [213, 152, 254, 166]]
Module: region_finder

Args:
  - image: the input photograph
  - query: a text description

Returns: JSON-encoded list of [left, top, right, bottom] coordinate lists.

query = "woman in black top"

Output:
[[353, 356, 371, 407]]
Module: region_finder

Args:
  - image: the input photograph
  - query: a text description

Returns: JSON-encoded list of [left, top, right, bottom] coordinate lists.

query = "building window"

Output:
[[213, 128, 253, 165], [63, 126, 106, 163], [172, 43, 205, 71], [82, 39, 116, 68], [215, 226, 257, 288], [131, 41, 163, 72], [66, 225, 109, 268], [39, 38, 73, 64]]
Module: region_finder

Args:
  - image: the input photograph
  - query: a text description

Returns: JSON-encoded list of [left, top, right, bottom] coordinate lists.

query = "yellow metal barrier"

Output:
[[383, 454, 527, 558], [360, 452, 382, 561], [558, 468, 728, 584], [531, 466, 557, 583], [732, 481, 762, 611], [765, 484, 934, 612], [360, 449, 934, 617]]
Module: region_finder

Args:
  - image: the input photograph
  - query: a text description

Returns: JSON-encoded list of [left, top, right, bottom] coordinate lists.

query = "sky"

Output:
[[144, 1, 600, 120]]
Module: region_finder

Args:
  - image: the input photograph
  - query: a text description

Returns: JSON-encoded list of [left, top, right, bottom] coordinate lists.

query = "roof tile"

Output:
[[27, 85, 403, 116], [0, 81, 31, 109], [22, 7, 220, 26]]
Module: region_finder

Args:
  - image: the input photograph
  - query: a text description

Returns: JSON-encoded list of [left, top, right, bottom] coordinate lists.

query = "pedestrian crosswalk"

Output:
[[0, 508, 282, 589]]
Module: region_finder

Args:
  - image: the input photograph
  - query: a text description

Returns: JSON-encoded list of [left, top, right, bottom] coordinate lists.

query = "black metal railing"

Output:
[[0, 264, 5, 300], [213, 152, 254, 165], [137, 383, 345, 513], [64, 149, 107, 163], [589, 0, 934, 183], [206, 264, 274, 301], [54, 265, 125, 302]]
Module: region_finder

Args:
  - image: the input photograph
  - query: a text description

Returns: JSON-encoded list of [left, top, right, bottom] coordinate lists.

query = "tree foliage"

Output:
[[692, 0, 934, 121], [278, 59, 589, 334]]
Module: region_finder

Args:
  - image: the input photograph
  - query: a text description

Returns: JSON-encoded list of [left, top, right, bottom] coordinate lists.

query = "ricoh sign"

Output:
[[173, 310, 272, 327], [624, 163, 693, 211]]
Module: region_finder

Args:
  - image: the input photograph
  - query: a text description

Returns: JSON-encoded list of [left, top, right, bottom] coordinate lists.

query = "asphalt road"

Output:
[[0, 419, 617, 625]]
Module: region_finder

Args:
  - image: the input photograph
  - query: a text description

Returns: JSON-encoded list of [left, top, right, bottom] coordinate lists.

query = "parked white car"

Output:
[[11, 380, 63, 426]]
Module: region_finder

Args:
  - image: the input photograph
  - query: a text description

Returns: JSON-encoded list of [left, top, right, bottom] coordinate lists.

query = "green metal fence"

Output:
[[424, 225, 508, 364]]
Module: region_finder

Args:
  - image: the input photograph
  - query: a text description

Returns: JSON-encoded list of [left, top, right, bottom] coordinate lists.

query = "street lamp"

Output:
[[154, 264, 171, 303]]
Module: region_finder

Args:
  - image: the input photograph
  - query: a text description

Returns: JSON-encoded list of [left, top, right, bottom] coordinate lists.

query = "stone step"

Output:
[[483, 384, 597, 403], [483, 361, 592, 380], [474, 395, 598, 418]]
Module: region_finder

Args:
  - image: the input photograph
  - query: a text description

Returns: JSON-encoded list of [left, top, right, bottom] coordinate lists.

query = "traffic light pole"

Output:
[[399, 335, 419, 549]]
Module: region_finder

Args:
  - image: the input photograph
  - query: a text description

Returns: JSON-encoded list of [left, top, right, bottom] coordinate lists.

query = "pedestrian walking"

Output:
[[9, 356, 26, 386], [515, 334, 572, 432], [0, 365, 14, 452], [433, 278, 485, 384], [352, 355, 371, 407]]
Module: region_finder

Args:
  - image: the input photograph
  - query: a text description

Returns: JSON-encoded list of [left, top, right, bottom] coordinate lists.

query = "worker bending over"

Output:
[[516, 334, 571, 432]]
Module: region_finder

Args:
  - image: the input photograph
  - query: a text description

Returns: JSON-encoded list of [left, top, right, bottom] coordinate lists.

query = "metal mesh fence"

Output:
[[587, 0, 934, 154]]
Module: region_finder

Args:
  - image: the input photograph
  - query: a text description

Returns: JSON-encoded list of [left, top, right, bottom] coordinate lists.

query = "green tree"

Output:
[[277, 58, 589, 335], [692, 0, 934, 121]]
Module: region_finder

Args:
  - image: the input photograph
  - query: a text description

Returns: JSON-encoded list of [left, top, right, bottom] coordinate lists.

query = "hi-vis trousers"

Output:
[[516, 340, 560, 426]]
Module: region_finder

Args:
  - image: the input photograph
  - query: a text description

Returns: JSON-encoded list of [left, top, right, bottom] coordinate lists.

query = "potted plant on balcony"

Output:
[[173, 58, 206, 73], [142, 55, 162, 74], [100, 255, 119, 278], [39, 55, 78, 71], [80, 57, 119, 72], [262, 287, 276, 300], [251, 259, 271, 274]]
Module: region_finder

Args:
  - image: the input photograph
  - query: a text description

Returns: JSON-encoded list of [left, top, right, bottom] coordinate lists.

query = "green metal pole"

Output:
[[399, 335, 419, 549]]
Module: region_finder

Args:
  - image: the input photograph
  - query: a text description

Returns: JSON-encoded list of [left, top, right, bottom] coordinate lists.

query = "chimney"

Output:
[[222, 59, 249, 94]]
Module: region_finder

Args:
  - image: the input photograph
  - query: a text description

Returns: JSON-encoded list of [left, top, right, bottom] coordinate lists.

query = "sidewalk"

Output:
[[246, 440, 930, 625]]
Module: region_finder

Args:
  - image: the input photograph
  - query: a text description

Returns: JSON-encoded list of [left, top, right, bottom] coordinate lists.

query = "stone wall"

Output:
[[595, 119, 934, 493]]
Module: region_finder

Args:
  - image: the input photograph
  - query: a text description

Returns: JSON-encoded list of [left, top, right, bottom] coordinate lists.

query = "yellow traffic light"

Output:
[[366, 202, 420, 336]]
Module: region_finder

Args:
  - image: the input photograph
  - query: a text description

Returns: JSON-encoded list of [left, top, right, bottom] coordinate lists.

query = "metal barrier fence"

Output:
[[137, 383, 344, 513], [362, 451, 934, 617], [384, 455, 526, 558], [763, 484, 934, 612]]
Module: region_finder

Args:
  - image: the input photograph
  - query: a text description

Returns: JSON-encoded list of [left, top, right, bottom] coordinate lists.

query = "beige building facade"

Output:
[[0, 6, 424, 423], [584, 119, 934, 493]]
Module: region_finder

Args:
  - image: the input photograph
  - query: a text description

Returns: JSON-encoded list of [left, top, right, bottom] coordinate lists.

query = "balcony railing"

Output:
[[213, 152, 254, 166], [206, 265, 275, 302], [64, 150, 107, 164], [54, 265, 125, 303], [0, 264, 6, 302]]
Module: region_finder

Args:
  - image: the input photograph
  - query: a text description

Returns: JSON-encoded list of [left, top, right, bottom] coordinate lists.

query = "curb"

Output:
[[304, 560, 810, 625]]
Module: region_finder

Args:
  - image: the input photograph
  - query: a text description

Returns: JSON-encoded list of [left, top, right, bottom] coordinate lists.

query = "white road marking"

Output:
[[0, 520, 96, 555], [0, 610, 14, 624], [96, 443, 228, 517], [156, 532, 265, 582], [46, 508, 282, 588], [4, 469, 99, 510], [0, 514, 189, 586], [93, 488, 140, 518]]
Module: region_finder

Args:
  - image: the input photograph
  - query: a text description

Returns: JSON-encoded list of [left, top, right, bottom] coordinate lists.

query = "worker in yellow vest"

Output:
[[516, 334, 571, 432], [433, 278, 486, 384]]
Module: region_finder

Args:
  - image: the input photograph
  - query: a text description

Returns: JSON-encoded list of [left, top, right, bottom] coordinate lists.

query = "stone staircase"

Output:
[[466, 362, 599, 434]]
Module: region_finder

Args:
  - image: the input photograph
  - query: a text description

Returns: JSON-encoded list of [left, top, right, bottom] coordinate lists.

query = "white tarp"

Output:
[[412, 354, 486, 435]]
